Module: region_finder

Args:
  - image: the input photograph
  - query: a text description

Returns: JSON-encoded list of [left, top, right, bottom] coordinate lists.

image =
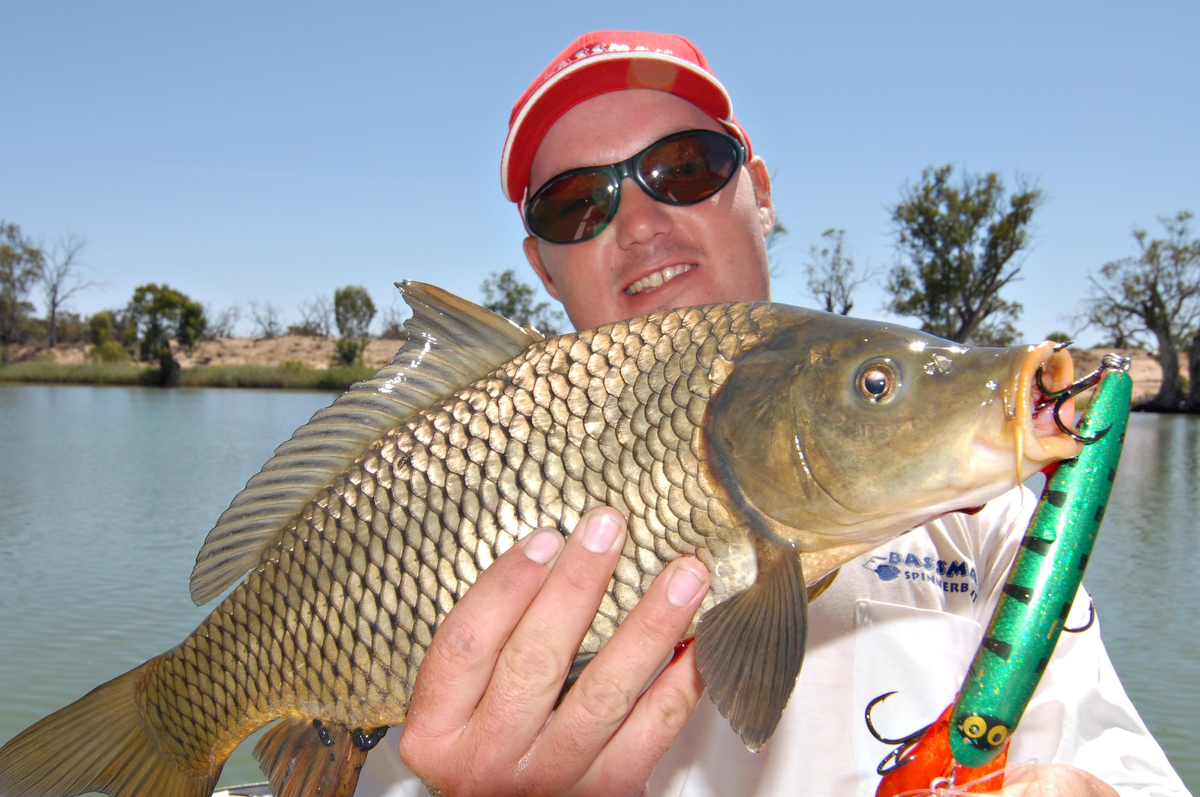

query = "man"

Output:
[[361, 31, 1187, 796]]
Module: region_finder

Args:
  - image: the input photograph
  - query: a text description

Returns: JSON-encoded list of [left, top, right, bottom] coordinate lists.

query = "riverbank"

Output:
[[0, 338, 1176, 403], [0, 361, 375, 390], [0, 336, 398, 390]]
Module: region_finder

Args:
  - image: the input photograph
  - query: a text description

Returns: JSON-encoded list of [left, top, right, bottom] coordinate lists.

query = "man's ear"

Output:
[[746, 156, 776, 240], [523, 235, 561, 300]]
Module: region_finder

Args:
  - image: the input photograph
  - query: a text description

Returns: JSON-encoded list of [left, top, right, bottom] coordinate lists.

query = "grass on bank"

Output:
[[0, 362, 376, 391]]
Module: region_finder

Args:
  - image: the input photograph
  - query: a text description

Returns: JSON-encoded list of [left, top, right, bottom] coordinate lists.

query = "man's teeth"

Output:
[[624, 264, 695, 296]]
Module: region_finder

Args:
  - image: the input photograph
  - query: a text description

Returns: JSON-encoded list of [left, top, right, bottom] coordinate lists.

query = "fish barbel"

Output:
[[0, 283, 1082, 797]]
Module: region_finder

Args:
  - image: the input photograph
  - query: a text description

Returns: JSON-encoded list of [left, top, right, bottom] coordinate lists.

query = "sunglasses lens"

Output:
[[526, 171, 617, 243], [639, 132, 740, 204]]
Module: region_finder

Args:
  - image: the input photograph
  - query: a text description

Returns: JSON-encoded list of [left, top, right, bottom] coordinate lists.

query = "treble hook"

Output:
[[1035, 351, 1132, 444], [866, 692, 931, 775], [1064, 598, 1096, 633]]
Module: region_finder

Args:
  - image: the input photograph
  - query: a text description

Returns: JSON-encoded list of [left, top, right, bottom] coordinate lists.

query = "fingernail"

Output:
[[582, 511, 621, 553], [666, 564, 705, 607], [524, 529, 562, 564]]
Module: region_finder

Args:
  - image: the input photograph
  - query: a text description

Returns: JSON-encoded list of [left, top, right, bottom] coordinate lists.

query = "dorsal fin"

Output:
[[188, 281, 544, 605]]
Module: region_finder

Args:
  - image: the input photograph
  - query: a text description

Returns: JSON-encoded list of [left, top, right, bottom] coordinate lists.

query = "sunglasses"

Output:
[[523, 129, 746, 244]]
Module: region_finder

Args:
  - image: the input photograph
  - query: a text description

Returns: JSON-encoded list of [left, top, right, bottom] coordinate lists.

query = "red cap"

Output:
[[501, 30, 753, 205]]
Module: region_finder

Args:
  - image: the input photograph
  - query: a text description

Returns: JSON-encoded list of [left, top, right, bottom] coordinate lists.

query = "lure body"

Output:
[[877, 368, 1132, 793], [949, 370, 1131, 768]]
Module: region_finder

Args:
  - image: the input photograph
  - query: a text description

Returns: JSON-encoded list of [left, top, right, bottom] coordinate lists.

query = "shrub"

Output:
[[334, 338, 362, 367], [92, 340, 129, 363]]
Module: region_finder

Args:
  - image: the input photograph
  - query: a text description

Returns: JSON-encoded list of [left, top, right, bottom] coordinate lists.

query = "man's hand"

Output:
[[995, 763, 1119, 796], [398, 507, 710, 796]]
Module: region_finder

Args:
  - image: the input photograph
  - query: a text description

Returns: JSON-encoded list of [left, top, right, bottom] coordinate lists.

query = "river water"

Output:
[[0, 384, 1195, 792]]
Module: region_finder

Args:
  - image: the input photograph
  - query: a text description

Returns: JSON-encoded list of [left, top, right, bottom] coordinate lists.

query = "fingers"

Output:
[[523, 557, 711, 794], [574, 643, 706, 796], [403, 527, 564, 742], [998, 763, 1119, 797], [401, 507, 712, 797], [467, 508, 630, 761]]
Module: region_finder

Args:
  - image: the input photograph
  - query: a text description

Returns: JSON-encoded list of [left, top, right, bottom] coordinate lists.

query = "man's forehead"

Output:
[[529, 90, 723, 188]]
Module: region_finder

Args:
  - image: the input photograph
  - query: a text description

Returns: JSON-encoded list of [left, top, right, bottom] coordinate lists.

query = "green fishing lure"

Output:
[[948, 366, 1133, 769]]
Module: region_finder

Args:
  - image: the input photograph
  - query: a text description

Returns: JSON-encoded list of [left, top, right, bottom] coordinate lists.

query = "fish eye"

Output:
[[855, 359, 899, 404]]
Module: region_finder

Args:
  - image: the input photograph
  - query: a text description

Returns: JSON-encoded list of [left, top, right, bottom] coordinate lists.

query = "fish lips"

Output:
[[1014, 341, 1084, 470]]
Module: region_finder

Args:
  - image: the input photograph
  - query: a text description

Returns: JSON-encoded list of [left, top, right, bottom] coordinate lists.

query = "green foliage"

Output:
[[334, 286, 376, 339], [0, 362, 148, 385], [93, 340, 129, 362], [334, 337, 363, 367], [1045, 331, 1073, 343], [0, 362, 372, 391], [286, 320, 324, 337], [89, 311, 117, 346], [126, 283, 207, 386], [887, 165, 1041, 345], [0, 221, 46, 345], [279, 359, 307, 372], [175, 364, 372, 390], [1082, 211, 1200, 410], [480, 269, 565, 335]]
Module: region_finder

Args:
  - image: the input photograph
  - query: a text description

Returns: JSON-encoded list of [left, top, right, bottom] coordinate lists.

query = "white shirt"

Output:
[[357, 487, 1190, 796]]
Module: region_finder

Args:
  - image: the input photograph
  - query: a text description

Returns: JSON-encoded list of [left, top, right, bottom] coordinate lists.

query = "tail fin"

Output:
[[0, 661, 218, 797]]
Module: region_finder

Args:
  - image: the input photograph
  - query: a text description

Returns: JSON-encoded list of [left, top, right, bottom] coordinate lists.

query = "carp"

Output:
[[0, 283, 1082, 797]]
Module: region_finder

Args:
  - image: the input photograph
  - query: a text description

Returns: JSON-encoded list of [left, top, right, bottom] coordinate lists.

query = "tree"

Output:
[[0, 222, 45, 345], [1080, 211, 1200, 411], [334, 285, 376, 339], [378, 302, 408, 340], [204, 304, 240, 339], [767, 219, 788, 278], [289, 295, 333, 337], [331, 286, 376, 366], [886, 165, 1042, 345], [480, 269, 564, 335], [248, 301, 283, 339], [40, 234, 96, 347], [803, 229, 873, 315], [126, 284, 207, 385]]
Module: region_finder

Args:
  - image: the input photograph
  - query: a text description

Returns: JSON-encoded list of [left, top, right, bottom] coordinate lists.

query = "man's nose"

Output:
[[613, 177, 673, 247]]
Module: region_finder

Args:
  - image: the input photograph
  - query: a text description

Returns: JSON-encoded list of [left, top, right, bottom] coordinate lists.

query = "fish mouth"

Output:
[[1014, 341, 1084, 469]]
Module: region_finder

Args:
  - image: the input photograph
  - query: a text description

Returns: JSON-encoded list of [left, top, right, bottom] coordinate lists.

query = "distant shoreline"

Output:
[[0, 361, 376, 391], [0, 337, 1176, 405]]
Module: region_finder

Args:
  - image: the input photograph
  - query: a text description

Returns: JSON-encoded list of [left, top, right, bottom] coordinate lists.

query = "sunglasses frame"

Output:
[[523, 128, 747, 244]]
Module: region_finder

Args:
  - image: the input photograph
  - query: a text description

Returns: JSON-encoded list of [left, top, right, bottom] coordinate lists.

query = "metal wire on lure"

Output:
[[1035, 348, 1131, 443]]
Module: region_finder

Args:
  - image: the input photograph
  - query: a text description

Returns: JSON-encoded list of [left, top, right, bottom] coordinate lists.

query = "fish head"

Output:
[[706, 308, 1082, 565]]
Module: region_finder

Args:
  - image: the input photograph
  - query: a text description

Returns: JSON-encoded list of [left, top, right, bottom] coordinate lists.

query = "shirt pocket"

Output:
[[850, 600, 983, 795]]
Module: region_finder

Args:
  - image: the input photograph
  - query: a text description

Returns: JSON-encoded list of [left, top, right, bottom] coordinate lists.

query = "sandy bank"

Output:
[[12, 336, 404, 371], [9, 338, 1181, 406]]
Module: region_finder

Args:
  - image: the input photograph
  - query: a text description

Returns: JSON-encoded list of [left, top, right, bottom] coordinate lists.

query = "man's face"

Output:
[[523, 90, 774, 331]]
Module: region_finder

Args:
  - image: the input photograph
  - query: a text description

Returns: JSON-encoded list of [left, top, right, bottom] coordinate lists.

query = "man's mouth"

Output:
[[624, 263, 695, 296]]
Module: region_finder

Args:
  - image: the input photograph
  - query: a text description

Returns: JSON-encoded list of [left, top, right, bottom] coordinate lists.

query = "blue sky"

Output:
[[3, 2, 1196, 346]]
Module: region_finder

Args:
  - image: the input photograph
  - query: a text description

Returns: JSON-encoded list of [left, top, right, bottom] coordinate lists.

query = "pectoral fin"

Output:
[[694, 540, 808, 752]]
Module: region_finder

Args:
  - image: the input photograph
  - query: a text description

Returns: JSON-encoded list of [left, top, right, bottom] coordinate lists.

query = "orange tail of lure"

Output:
[[875, 703, 1009, 797]]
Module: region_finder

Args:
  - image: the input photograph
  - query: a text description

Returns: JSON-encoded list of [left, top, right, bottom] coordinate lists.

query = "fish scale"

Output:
[[0, 283, 1083, 797], [133, 302, 773, 780]]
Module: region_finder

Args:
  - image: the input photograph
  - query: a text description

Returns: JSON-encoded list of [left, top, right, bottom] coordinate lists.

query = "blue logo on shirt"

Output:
[[863, 552, 978, 601]]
